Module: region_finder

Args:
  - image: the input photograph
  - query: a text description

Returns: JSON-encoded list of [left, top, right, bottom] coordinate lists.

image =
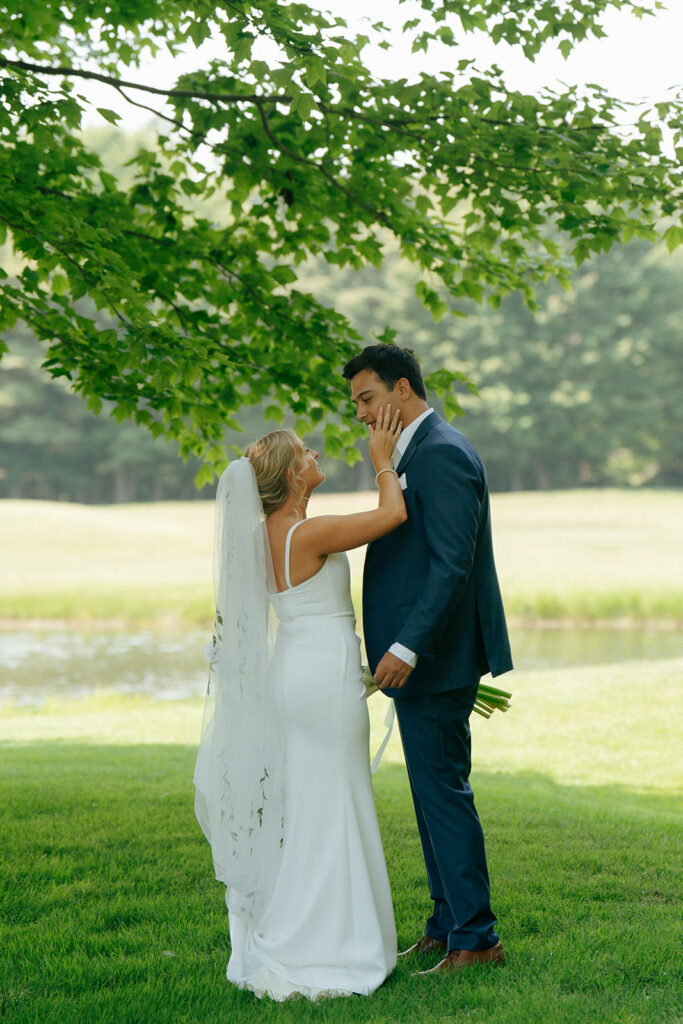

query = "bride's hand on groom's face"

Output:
[[369, 404, 402, 467], [374, 651, 413, 690]]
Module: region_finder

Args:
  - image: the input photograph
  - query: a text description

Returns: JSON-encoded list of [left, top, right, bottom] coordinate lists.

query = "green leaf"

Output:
[[265, 405, 285, 425], [291, 92, 316, 120], [443, 393, 465, 419], [662, 224, 683, 254], [187, 19, 211, 47], [440, 194, 459, 217], [96, 108, 121, 126], [194, 462, 216, 489], [305, 58, 327, 89], [270, 265, 298, 285], [51, 274, 69, 296]]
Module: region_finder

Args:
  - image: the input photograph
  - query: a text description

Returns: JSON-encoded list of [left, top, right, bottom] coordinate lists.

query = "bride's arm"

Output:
[[297, 405, 407, 556]]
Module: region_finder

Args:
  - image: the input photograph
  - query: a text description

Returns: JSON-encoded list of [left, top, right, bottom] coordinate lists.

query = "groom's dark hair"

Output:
[[342, 344, 427, 400]]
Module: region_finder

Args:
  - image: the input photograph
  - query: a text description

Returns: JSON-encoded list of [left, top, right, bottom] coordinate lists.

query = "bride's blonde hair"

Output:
[[245, 429, 306, 516]]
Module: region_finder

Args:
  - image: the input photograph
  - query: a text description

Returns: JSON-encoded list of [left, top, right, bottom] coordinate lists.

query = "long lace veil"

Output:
[[193, 457, 284, 925]]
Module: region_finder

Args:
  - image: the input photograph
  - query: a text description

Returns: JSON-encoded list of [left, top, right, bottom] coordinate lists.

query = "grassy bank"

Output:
[[1, 657, 681, 1024], [3, 656, 681, 792], [1, 489, 681, 627]]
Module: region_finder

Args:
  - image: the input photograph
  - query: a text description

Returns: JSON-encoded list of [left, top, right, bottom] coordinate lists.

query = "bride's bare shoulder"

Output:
[[267, 514, 308, 566]]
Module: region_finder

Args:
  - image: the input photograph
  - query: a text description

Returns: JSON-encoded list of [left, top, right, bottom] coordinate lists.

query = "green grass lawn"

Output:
[[1, 489, 681, 625], [1, 657, 681, 1023]]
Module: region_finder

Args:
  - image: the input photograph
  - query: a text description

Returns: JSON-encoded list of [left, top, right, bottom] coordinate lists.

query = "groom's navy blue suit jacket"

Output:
[[363, 413, 512, 698]]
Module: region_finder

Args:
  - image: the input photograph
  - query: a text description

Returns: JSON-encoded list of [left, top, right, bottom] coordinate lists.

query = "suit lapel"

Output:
[[396, 412, 440, 475]]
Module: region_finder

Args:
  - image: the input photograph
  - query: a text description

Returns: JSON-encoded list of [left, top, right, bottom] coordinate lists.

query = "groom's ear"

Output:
[[396, 377, 412, 400]]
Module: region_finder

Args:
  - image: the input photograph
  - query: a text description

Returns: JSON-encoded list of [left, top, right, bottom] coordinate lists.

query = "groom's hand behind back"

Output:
[[374, 652, 413, 690]]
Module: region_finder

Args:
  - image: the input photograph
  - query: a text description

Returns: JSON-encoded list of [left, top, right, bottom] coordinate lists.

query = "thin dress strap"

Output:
[[284, 520, 304, 590]]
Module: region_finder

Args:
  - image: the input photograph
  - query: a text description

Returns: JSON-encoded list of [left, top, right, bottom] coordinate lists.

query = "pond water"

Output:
[[0, 626, 680, 708]]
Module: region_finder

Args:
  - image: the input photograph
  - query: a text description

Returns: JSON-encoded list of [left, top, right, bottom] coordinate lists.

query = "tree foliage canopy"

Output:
[[0, 0, 681, 479], [4, 233, 681, 501]]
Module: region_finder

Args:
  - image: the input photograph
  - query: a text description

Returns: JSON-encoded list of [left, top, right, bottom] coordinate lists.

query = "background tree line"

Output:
[[321, 237, 683, 492], [1, 183, 681, 501]]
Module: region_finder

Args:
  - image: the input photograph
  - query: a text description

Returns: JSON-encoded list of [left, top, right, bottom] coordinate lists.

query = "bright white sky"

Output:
[[80, 1, 682, 132], [334, 0, 683, 102]]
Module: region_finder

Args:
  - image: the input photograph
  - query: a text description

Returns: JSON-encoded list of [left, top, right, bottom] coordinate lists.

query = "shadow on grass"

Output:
[[1, 743, 680, 1024]]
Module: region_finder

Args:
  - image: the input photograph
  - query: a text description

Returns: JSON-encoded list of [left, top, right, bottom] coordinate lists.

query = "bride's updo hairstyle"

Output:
[[245, 429, 306, 515]]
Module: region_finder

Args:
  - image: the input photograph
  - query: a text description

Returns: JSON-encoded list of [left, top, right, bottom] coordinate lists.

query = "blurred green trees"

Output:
[[317, 238, 683, 491]]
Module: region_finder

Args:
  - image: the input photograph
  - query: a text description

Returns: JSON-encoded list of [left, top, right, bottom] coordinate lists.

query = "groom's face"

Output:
[[350, 370, 400, 430]]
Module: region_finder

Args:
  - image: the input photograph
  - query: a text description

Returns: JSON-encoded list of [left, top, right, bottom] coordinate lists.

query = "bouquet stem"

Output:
[[473, 681, 512, 718], [362, 668, 512, 719]]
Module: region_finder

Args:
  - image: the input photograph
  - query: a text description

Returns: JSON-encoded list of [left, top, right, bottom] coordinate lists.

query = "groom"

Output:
[[342, 345, 513, 973]]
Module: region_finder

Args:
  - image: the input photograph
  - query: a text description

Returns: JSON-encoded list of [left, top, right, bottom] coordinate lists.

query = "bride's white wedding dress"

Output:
[[226, 521, 397, 1000]]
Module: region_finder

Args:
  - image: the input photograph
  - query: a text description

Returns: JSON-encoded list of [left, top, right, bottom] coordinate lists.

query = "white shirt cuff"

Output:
[[389, 642, 418, 668]]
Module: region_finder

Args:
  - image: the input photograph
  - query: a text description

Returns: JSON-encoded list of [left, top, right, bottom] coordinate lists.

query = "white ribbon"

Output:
[[371, 699, 396, 775]]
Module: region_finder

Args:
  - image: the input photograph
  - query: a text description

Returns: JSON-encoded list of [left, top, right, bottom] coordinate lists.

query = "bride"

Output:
[[194, 405, 406, 1001]]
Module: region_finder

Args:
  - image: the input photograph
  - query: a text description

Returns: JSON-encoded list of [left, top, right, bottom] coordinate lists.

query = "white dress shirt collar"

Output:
[[395, 407, 434, 460]]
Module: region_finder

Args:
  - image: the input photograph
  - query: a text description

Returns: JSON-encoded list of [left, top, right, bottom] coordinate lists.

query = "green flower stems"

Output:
[[473, 682, 512, 719], [362, 668, 512, 719]]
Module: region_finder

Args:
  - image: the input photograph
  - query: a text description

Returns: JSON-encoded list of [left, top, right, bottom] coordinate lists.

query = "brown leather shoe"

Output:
[[417, 942, 505, 974], [398, 935, 448, 958]]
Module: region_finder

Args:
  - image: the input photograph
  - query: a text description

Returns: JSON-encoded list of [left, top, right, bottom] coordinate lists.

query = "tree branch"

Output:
[[323, 103, 602, 136], [112, 84, 202, 140], [0, 56, 291, 106]]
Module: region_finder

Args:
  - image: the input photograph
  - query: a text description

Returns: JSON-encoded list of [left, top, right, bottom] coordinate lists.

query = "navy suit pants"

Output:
[[395, 682, 499, 952]]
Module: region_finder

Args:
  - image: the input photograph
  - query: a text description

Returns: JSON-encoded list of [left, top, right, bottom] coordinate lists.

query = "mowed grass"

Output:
[[1, 657, 681, 1023], [1, 489, 681, 626], [3, 656, 681, 794]]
